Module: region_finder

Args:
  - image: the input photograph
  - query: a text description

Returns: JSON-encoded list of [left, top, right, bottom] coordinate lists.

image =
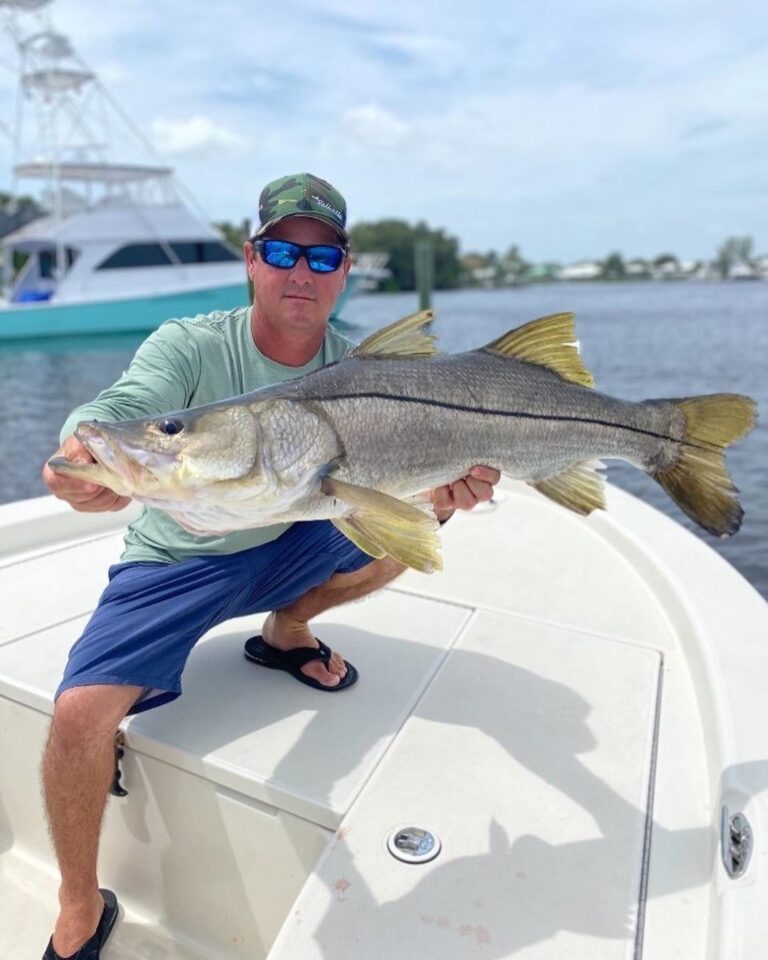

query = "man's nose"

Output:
[[289, 255, 315, 282]]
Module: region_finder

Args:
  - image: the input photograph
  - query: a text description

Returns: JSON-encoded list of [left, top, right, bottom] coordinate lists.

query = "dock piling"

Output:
[[414, 238, 434, 310]]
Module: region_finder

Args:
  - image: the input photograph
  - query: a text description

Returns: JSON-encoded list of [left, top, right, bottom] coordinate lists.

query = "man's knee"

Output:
[[50, 684, 141, 751], [333, 555, 405, 589]]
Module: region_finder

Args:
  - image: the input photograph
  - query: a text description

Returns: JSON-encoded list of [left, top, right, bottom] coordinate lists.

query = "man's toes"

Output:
[[329, 652, 347, 677], [302, 661, 341, 687]]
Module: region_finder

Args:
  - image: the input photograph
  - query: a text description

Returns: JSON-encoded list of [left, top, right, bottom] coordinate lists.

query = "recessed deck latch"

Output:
[[721, 805, 753, 878], [110, 730, 128, 797], [387, 827, 441, 864]]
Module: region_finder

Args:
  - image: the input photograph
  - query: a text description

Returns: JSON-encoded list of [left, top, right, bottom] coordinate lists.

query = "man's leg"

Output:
[[42, 548, 256, 955], [43, 683, 141, 957], [263, 555, 405, 687]]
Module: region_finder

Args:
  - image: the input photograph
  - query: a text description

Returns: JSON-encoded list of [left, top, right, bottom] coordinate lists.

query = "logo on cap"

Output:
[[254, 173, 348, 240]]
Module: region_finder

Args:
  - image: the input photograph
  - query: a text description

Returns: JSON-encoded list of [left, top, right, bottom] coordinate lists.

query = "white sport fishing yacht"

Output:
[[1, 477, 766, 959], [0, 0, 377, 341], [0, 0, 249, 340]]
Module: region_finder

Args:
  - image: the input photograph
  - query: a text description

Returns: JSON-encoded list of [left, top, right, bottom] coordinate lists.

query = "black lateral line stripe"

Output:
[[307, 391, 701, 448]]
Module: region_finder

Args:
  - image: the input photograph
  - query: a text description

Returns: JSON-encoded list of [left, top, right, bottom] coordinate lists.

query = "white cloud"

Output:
[[0, 0, 764, 258], [150, 115, 246, 158], [338, 105, 410, 151], [93, 61, 129, 86]]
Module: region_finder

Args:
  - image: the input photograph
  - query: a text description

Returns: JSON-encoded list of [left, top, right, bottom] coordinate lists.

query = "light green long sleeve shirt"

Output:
[[60, 305, 354, 564]]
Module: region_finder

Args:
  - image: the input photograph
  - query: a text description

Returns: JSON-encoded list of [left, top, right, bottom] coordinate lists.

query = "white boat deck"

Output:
[[1, 480, 766, 958]]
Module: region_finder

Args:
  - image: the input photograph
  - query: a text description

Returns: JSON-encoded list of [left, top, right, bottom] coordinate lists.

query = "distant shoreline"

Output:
[[360, 277, 767, 295]]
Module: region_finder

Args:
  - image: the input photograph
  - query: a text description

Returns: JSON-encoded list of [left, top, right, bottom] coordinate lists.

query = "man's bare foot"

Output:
[[52, 890, 104, 957], [262, 611, 347, 688]]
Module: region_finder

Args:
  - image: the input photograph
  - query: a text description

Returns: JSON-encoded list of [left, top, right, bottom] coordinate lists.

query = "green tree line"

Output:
[[4, 191, 760, 287], [349, 219, 461, 291], [461, 236, 759, 284]]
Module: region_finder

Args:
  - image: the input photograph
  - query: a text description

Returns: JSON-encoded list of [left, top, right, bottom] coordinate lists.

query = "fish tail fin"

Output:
[[653, 393, 757, 537]]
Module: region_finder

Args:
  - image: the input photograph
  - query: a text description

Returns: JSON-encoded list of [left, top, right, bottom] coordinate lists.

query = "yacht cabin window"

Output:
[[96, 241, 240, 270], [38, 247, 79, 278]]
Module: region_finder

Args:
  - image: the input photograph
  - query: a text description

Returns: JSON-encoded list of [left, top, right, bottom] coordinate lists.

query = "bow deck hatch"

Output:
[[268, 609, 663, 960]]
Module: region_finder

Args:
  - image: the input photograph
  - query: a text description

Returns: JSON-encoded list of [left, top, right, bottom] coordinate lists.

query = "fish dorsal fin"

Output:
[[530, 460, 606, 515], [351, 309, 438, 359], [483, 312, 595, 388]]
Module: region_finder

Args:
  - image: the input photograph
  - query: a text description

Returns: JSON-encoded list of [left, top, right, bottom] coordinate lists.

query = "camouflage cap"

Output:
[[252, 173, 348, 244]]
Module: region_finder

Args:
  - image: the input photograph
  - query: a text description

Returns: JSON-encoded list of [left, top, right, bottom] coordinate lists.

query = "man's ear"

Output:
[[341, 254, 352, 287], [243, 243, 256, 303], [243, 241, 257, 279]]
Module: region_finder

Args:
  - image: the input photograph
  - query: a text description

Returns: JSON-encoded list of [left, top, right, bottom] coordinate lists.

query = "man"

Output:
[[40, 172, 499, 959]]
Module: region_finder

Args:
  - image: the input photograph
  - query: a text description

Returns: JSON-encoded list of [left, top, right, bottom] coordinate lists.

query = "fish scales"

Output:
[[48, 310, 757, 570], [274, 351, 685, 492]]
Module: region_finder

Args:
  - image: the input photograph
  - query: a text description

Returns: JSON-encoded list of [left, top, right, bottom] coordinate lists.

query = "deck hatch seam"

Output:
[[634, 653, 664, 960], [331, 605, 477, 818], [0, 609, 96, 649], [0, 530, 121, 570], [386, 583, 671, 654]]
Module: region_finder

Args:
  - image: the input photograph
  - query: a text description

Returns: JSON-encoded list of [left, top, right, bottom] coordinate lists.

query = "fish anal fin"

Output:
[[351, 309, 438, 359], [322, 476, 442, 573], [530, 460, 606, 515], [483, 312, 595, 388]]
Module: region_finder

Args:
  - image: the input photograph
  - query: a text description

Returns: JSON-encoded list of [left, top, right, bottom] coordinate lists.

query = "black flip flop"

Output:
[[244, 635, 359, 691], [43, 888, 119, 960]]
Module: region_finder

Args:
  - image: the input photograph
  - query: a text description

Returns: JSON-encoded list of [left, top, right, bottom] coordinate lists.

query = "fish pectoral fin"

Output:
[[331, 512, 442, 574], [530, 460, 606, 515], [350, 309, 439, 359], [323, 477, 442, 573], [482, 312, 595, 388], [47, 456, 129, 495], [331, 518, 389, 561]]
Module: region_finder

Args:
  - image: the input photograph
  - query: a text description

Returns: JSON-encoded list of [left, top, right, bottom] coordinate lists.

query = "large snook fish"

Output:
[[49, 311, 757, 573]]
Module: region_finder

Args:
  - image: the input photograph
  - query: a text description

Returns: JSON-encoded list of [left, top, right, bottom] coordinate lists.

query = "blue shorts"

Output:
[[56, 521, 372, 714]]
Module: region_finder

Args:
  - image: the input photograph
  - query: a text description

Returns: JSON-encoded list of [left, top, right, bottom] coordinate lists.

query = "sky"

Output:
[[0, 0, 765, 263]]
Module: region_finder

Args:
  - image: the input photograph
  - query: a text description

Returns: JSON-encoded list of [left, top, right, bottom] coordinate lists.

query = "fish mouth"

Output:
[[76, 421, 178, 488]]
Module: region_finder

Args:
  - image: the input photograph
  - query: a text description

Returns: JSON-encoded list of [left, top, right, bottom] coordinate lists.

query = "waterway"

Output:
[[0, 280, 765, 598]]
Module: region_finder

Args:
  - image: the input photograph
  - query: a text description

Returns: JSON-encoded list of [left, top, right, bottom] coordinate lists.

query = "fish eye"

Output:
[[158, 419, 184, 436]]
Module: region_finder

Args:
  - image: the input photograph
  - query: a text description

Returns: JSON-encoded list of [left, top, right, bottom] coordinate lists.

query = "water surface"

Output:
[[343, 282, 767, 598], [0, 281, 765, 598]]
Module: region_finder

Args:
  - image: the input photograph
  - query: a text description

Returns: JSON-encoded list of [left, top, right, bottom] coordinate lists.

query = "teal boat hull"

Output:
[[0, 283, 249, 341]]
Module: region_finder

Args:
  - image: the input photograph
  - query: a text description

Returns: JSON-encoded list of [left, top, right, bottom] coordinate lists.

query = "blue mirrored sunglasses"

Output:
[[252, 238, 346, 273]]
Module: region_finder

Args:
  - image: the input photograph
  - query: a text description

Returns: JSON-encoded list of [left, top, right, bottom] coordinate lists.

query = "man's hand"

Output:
[[42, 434, 131, 513], [431, 465, 501, 523]]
